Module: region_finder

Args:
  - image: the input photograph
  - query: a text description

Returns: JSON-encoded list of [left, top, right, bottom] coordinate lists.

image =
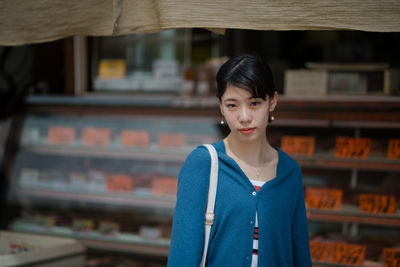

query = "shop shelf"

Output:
[[26, 95, 400, 110], [17, 186, 400, 228], [312, 261, 382, 267], [308, 204, 400, 228], [21, 145, 189, 162], [10, 223, 169, 257], [293, 154, 400, 172], [20, 146, 400, 173], [16, 187, 176, 211], [26, 95, 176, 108], [8, 223, 384, 267], [273, 118, 400, 129], [0, 230, 85, 267]]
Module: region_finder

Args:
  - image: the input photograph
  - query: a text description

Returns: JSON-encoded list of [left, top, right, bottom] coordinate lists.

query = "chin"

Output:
[[233, 132, 260, 143]]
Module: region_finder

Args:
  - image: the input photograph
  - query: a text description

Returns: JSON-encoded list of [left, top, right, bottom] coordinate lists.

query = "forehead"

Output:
[[222, 84, 253, 100]]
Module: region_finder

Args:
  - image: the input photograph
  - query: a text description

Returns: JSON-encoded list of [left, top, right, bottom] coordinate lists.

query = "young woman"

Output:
[[168, 54, 311, 267]]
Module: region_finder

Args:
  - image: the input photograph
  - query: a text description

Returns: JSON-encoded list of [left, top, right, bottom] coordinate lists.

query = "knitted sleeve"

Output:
[[167, 146, 211, 267]]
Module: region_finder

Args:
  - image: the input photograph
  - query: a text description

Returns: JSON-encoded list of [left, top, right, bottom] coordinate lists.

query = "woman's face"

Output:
[[220, 84, 277, 143]]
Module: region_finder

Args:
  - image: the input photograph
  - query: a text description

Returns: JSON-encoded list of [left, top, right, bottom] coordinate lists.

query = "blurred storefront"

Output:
[[0, 1, 400, 266]]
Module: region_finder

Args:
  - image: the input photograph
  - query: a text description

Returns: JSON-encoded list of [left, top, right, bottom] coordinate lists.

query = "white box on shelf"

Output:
[[93, 77, 142, 91], [142, 77, 182, 92], [328, 72, 365, 95], [284, 69, 328, 96]]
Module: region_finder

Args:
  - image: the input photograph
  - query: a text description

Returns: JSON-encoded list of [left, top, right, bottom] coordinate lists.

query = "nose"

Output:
[[238, 106, 251, 124]]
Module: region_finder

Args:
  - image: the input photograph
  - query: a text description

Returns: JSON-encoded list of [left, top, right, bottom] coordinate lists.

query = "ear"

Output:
[[269, 91, 278, 112]]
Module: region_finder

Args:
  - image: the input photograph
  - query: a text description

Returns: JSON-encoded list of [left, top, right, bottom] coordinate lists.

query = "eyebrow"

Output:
[[223, 97, 258, 102]]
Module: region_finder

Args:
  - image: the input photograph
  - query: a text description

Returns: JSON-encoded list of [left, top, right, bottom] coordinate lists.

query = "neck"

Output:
[[224, 134, 274, 167]]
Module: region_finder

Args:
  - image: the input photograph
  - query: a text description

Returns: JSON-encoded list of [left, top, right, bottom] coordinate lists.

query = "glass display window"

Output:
[[92, 29, 224, 95]]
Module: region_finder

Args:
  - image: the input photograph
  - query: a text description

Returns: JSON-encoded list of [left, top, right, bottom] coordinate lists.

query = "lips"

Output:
[[239, 128, 255, 134]]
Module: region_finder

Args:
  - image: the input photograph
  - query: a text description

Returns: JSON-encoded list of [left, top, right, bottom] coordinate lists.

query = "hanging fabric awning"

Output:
[[1, 0, 400, 45]]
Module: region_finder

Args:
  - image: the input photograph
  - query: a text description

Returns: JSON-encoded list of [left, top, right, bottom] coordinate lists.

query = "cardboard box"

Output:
[[285, 63, 400, 96], [284, 69, 328, 96]]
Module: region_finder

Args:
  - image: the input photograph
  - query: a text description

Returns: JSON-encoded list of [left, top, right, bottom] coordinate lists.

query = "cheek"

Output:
[[223, 112, 241, 131], [258, 118, 269, 129], [257, 109, 269, 121], [224, 113, 236, 127]]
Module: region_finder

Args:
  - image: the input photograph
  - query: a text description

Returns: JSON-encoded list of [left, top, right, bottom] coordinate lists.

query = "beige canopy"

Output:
[[1, 0, 400, 46]]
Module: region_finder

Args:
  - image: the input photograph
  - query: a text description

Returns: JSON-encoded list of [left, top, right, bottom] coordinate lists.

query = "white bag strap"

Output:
[[199, 144, 218, 267]]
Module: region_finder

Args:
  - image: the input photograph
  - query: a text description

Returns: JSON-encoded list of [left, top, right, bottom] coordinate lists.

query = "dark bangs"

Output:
[[216, 53, 276, 101]]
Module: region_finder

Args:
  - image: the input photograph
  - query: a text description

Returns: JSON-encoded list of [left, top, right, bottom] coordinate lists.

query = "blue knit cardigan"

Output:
[[168, 140, 311, 267]]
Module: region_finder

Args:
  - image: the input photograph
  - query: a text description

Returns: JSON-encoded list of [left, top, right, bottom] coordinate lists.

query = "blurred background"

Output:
[[0, 7, 400, 267]]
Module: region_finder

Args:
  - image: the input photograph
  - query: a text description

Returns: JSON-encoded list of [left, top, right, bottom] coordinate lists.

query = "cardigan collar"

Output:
[[212, 140, 295, 190]]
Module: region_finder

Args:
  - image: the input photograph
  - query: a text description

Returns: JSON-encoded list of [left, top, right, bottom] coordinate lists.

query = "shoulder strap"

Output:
[[199, 144, 218, 267]]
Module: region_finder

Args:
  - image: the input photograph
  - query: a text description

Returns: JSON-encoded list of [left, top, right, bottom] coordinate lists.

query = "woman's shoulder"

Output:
[[186, 144, 211, 160], [276, 147, 302, 177], [181, 144, 214, 172], [178, 145, 215, 186], [185, 141, 222, 162], [278, 148, 300, 167]]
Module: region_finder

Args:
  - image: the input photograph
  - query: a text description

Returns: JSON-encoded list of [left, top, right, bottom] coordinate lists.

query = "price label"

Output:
[[384, 248, 400, 267], [72, 218, 94, 232], [388, 139, 400, 159], [98, 221, 120, 235], [329, 243, 366, 266], [9, 242, 40, 254], [106, 174, 134, 193], [121, 130, 149, 148], [48, 126, 75, 145], [310, 241, 332, 262], [20, 168, 39, 186], [158, 133, 187, 148], [152, 176, 178, 196], [359, 194, 396, 214], [281, 136, 315, 156], [69, 172, 87, 187], [98, 59, 126, 79], [36, 215, 56, 228], [335, 137, 371, 159], [306, 187, 343, 210], [82, 127, 111, 147]]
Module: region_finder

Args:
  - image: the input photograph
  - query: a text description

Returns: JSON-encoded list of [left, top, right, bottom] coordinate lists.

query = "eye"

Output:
[[251, 101, 261, 107], [226, 103, 236, 108]]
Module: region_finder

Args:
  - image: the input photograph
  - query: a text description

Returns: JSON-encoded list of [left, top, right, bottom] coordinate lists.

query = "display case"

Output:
[[271, 95, 400, 267], [2, 94, 400, 266], [3, 95, 221, 265], [92, 29, 224, 96]]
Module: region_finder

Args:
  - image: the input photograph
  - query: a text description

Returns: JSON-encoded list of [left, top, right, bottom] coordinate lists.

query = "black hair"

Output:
[[216, 53, 276, 101]]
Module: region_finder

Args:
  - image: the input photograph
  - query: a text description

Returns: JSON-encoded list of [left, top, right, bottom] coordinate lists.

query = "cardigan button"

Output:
[[252, 191, 256, 196]]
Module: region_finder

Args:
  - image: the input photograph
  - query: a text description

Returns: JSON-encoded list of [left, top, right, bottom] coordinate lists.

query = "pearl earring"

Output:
[[220, 119, 225, 125], [269, 111, 275, 122]]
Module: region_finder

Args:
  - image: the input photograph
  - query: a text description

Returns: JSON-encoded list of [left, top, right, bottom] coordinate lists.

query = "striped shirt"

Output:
[[249, 179, 266, 267]]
